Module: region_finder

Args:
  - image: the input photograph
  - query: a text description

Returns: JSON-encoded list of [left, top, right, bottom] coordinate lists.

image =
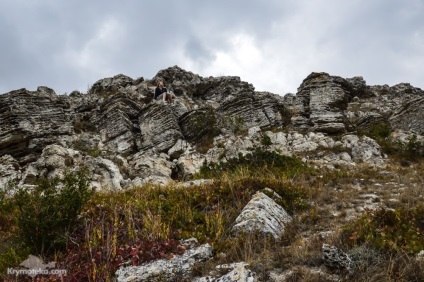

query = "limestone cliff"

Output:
[[0, 66, 423, 189]]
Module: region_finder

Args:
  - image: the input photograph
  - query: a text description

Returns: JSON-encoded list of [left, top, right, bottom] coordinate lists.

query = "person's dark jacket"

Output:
[[154, 86, 167, 99]]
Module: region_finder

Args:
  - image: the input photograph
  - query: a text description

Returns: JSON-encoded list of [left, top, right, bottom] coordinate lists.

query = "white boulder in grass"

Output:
[[115, 239, 213, 282], [231, 191, 292, 238]]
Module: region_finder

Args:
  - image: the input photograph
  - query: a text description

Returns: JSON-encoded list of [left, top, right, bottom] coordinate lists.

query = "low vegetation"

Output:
[[343, 206, 424, 253], [72, 140, 102, 157], [358, 122, 424, 163], [0, 145, 423, 281]]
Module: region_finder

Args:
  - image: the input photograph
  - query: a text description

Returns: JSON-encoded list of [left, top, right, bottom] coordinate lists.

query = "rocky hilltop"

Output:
[[1, 66, 423, 189], [1, 66, 424, 281]]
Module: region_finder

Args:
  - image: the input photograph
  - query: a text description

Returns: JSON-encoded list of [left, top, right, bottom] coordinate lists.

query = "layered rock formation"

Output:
[[0, 87, 73, 164], [231, 191, 292, 238], [0, 66, 423, 189]]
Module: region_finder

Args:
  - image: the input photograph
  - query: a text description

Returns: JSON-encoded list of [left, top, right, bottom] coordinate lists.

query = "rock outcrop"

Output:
[[389, 97, 424, 135], [0, 88, 73, 164], [0, 66, 422, 189], [115, 239, 213, 282], [232, 191, 292, 238], [291, 72, 357, 133]]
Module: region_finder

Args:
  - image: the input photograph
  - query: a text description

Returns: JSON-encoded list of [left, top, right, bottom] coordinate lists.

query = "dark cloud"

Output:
[[0, 0, 423, 95], [183, 36, 215, 68]]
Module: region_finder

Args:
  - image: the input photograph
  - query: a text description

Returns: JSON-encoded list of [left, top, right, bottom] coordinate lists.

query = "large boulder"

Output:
[[19, 144, 83, 185], [343, 135, 385, 166], [19, 144, 126, 190], [346, 82, 424, 129], [152, 66, 254, 102], [89, 74, 134, 96], [232, 191, 292, 239], [152, 65, 204, 98], [195, 262, 255, 282], [217, 92, 289, 129], [127, 151, 175, 186], [86, 157, 125, 190]]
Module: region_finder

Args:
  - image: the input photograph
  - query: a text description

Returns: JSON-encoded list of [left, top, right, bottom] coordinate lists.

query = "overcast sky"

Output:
[[1, 0, 423, 95]]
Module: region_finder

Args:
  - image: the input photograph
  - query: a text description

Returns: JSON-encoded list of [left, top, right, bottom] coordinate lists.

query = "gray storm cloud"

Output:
[[0, 0, 423, 95]]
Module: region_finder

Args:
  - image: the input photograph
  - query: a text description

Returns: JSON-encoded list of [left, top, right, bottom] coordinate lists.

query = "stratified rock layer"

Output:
[[0, 88, 73, 164], [0, 66, 423, 189]]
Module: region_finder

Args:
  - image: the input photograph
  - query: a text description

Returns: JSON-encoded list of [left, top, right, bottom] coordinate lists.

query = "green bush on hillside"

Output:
[[14, 168, 93, 256], [198, 148, 308, 179], [358, 122, 424, 161]]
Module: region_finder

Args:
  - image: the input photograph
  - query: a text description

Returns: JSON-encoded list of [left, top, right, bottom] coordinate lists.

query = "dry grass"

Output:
[[1, 154, 423, 281]]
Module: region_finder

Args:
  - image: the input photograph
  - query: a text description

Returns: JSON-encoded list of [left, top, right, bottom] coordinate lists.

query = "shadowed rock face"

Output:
[[94, 93, 144, 155], [218, 91, 288, 128], [0, 66, 422, 189], [0, 88, 73, 164]]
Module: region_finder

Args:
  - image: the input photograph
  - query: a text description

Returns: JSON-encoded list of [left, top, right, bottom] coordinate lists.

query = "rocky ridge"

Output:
[[1, 66, 423, 190], [1, 66, 424, 281]]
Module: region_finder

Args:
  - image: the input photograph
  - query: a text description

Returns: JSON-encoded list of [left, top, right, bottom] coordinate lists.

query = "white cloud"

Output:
[[64, 17, 125, 72]]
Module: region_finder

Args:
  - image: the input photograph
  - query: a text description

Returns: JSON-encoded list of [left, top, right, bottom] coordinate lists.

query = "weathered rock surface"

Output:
[[18, 144, 127, 190], [93, 93, 143, 155], [389, 97, 424, 135], [138, 103, 183, 153], [0, 66, 422, 189], [127, 151, 175, 186], [232, 191, 292, 238], [195, 262, 255, 282], [322, 244, 355, 273], [0, 88, 73, 164], [291, 72, 356, 133], [0, 155, 21, 188], [115, 239, 213, 282], [19, 144, 83, 185]]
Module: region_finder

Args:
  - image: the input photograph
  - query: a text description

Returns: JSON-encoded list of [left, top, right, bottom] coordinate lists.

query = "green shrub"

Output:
[[198, 148, 308, 179], [72, 140, 102, 157], [398, 134, 424, 160], [342, 205, 424, 253], [359, 122, 424, 162], [73, 117, 97, 134], [0, 185, 16, 230], [363, 123, 391, 143], [14, 168, 93, 256], [187, 107, 221, 153], [0, 243, 30, 276], [221, 115, 246, 135], [0, 184, 30, 276], [261, 134, 272, 147]]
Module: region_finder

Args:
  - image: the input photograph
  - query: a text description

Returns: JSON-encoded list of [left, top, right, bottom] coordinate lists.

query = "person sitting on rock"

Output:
[[154, 81, 174, 104]]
